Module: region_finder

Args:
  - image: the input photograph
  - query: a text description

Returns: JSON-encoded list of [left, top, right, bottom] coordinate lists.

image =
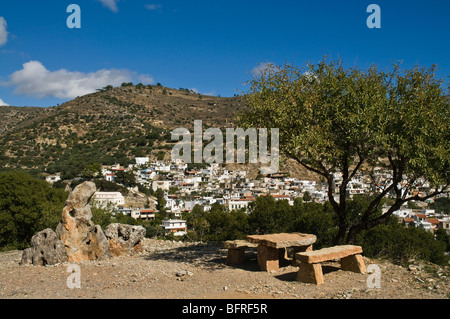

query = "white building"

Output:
[[135, 157, 150, 166], [134, 209, 155, 220], [152, 180, 171, 192], [45, 175, 61, 184], [393, 208, 413, 219], [161, 219, 187, 236], [93, 192, 125, 207], [228, 198, 253, 212], [417, 220, 434, 233]]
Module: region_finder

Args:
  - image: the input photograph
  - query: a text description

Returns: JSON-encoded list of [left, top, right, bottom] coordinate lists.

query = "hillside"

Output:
[[0, 84, 320, 181], [0, 105, 51, 136], [0, 85, 244, 177]]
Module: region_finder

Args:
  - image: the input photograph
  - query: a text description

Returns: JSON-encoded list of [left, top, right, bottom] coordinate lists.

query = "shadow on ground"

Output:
[[142, 243, 229, 270], [274, 264, 340, 282]]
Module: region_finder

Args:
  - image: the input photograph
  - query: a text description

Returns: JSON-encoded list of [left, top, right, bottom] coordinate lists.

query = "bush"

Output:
[[356, 219, 449, 266], [0, 171, 67, 251]]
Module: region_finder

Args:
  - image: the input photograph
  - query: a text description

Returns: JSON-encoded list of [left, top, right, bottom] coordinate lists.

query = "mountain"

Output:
[[0, 105, 51, 136], [0, 85, 245, 178], [0, 84, 320, 181]]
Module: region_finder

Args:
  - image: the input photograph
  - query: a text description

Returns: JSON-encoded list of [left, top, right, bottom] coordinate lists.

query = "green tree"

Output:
[[204, 203, 249, 241], [239, 58, 449, 244], [0, 172, 67, 251], [154, 188, 167, 216], [82, 163, 102, 179], [91, 204, 114, 230], [114, 171, 137, 187], [430, 197, 450, 214], [302, 191, 312, 202], [248, 195, 295, 234], [186, 205, 210, 241]]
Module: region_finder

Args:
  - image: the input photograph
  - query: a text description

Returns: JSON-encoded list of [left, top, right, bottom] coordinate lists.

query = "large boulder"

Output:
[[55, 181, 111, 262], [20, 228, 68, 266], [104, 223, 146, 257]]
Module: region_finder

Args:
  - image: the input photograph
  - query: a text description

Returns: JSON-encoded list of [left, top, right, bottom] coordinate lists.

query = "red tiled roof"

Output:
[[426, 218, 440, 225]]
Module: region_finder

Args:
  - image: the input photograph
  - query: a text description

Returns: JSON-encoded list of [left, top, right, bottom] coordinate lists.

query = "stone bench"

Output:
[[295, 245, 366, 285], [222, 240, 258, 265]]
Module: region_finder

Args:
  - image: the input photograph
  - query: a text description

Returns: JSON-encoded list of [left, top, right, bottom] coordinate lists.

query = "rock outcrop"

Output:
[[20, 181, 146, 266], [105, 223, 146, 257], [55, 181, 111, 262], [20, 228, 68, 266]]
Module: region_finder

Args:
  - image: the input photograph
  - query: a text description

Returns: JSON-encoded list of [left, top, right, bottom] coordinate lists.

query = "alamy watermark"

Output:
[[366, 264, 381, 289], [66, 4, 380, 30], [66, 264, 81, 289], [170, 120, 280, 174]]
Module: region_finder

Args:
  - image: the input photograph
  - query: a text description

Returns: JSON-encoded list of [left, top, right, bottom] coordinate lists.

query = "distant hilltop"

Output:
[[0, 84, 318, 181]]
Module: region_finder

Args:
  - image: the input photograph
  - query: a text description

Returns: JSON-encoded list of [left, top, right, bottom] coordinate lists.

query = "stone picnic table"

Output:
[[246, 233, 317, 272]]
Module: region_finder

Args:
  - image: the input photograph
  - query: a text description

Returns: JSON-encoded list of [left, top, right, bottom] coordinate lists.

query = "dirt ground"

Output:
[[0, 239, 448, 300]]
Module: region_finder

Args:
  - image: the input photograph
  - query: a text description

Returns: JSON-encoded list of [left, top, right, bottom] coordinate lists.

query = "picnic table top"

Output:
[[222, 240, 258, 249], [246, 233, 317, 249]]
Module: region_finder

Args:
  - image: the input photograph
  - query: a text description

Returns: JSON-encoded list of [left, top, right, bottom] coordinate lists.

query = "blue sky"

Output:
[[0, 0, 449, 107]]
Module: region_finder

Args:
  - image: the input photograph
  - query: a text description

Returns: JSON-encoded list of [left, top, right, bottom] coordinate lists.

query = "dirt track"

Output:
[[0, 239, 448, 299]]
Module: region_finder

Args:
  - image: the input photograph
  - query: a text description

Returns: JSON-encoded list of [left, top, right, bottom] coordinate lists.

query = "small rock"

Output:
[[408, 264, 421, 272], [176, 270, 193, 277]]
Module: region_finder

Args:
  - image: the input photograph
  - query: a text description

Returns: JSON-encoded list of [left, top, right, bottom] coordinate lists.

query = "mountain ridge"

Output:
[[0, 85, 244, 176], [0, 84, 320, 181]]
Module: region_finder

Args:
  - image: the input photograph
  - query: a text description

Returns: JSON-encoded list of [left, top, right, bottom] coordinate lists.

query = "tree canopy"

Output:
[[239, 58, 449, 244], [0, 172, 68, 251]]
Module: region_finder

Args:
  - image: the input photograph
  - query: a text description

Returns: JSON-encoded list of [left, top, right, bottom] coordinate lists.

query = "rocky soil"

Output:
[[0, 239, 448, 299]]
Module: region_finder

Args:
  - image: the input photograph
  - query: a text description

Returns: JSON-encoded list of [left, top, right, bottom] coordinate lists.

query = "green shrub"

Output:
[[356, 220, 449, 266], [0, 171, 67, 251]]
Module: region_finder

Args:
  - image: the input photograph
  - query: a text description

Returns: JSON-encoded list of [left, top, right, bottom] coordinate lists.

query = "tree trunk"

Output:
[[334, 217, 348, 245]]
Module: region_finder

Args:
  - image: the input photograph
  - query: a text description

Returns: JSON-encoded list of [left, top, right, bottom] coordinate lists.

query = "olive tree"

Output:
[[239, 58, 449, 244]]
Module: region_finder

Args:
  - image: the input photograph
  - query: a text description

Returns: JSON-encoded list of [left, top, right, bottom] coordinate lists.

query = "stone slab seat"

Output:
[[223, 240, 258, 265], [295, 245, 366, 285]]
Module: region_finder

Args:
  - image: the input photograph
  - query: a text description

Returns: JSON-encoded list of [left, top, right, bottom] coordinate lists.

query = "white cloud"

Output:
[[97, 0, 119, 12], [0, 98, 9, 106], [145, 4, 162, 11], [202, 91, 216, 96], [252, 62, 278, 76], [7, 61, 134, 99], [189, 88, 217, 96], [138, 74, 155, 85], [0, 17, 8, 47]]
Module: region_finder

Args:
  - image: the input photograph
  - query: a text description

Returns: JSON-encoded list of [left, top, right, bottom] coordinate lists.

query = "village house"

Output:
[[93, 191, 125, 208], [135, 157, 150, 166], [136, 209, 155, 220], [161, 219, 187, 236], [152, 180, 171, 192], [228, 198, 254, 212]]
